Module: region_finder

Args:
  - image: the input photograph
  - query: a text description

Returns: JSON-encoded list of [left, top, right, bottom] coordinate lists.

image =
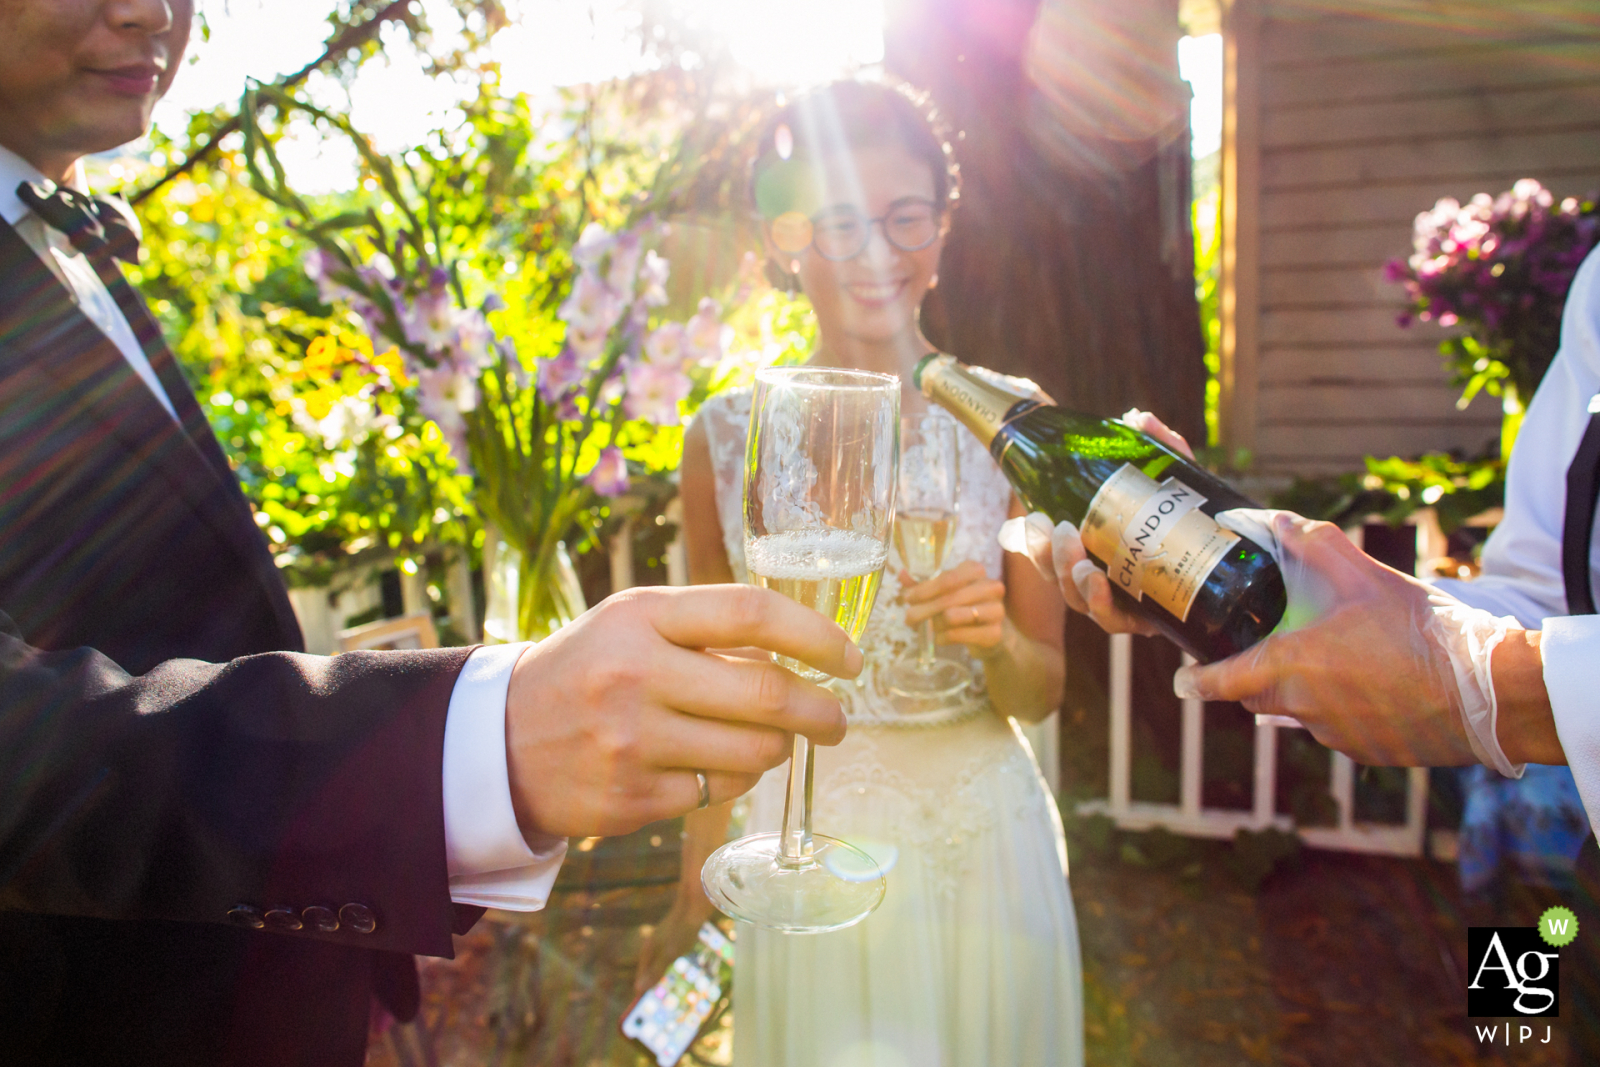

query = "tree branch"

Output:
[[131, 0, 413, 206]]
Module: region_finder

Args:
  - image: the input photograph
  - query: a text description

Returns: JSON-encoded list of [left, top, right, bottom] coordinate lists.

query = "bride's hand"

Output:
[[902, 560, 1007, 654]]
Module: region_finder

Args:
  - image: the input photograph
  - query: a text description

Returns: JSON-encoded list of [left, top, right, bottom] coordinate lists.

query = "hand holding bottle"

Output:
[[999, 409, 1197, 638], [1173, 509, 1530, 774]]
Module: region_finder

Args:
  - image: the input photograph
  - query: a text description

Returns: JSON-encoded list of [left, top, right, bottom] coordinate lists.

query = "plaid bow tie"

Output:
[[16, 180, 141, 265]]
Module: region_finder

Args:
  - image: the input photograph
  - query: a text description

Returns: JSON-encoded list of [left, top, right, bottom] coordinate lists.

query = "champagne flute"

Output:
[[885, 410, 971, 701], [700, 366, 899, 933]]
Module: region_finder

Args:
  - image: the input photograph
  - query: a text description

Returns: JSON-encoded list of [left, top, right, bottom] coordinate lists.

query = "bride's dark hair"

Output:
[[748, 80, 961, 218]]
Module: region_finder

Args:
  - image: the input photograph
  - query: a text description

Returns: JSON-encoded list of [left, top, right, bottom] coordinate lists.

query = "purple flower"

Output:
[[607, 230, 643, 295], [585, 446, 629, 497], [538, 346, 587, 404], [559, 270, 623, 349], [304, 247, 349, 304], [623, 359, 691, 425], [685, 297, 725, 362], [450, 308, 495, 372], [639, 250, 669, 307], [405, 283, 458, 353], [572, 223, 614, 269], [414, 366, 473, 474], [642, 322, 687, 367]]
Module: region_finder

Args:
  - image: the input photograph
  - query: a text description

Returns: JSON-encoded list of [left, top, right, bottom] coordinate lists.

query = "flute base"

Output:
[[884, 657, 971, 701], [701, 832, 886, 934]]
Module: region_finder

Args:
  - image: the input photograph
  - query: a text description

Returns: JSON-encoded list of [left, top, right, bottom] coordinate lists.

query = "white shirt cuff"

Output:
[[1542, 615, 1600, 837], [442, 642, 568, 911]]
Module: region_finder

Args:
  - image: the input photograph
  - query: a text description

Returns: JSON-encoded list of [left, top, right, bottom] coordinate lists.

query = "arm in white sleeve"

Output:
[[1434, 248, 1600, 628], [441, 642, 568, 911], [1543, 616, 1600, 836]]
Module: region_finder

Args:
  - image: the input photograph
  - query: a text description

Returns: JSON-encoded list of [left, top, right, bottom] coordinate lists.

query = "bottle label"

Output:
[[917, 354, 1019, 447], [1080, 464, 1241, 623]]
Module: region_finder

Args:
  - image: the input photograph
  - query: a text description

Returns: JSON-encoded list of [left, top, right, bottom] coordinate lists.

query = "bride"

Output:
[[636, 80, 1085, 1066]]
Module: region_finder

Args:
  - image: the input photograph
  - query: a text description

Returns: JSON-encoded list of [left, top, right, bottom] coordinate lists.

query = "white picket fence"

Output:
[[1073, 517, 1466, 859], [1072, 635, 1430, 857]]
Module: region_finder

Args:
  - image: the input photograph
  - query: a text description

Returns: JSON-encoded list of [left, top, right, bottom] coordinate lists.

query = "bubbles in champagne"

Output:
[[747, 530, 888, 662], [745, 529, 888, 580]]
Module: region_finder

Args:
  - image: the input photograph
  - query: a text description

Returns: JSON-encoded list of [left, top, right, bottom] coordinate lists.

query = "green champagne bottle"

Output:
[[916, 354, 1285, 663]]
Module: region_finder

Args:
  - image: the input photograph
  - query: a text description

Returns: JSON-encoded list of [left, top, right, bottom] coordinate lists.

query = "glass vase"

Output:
[[483, 530, 586, 644]]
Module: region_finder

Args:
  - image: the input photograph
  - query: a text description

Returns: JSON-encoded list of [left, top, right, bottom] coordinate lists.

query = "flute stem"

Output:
[[918, 616, 937, 671], [778, 733, 815, 868]]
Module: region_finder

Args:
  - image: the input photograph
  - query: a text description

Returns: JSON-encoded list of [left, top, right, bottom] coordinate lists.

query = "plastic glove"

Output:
[[1171, 509, 1525, 777]]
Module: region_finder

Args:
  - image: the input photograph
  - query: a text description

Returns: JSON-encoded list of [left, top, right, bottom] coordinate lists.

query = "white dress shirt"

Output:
[[0, 144, 564, 909], [1435, 245, 1600, 835]]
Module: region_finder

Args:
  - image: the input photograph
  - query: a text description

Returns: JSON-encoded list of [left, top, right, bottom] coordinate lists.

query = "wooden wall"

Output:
[[1219, 0, 1600, 476]]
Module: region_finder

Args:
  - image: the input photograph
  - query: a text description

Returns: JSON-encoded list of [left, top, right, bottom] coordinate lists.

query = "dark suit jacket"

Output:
[[0, 214, 481, 1064]]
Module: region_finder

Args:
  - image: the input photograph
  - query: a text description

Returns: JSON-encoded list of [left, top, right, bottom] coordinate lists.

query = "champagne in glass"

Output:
[[892, 509, 955, 581], [700, 367, 899, 934], [884, 410, 970, 700], [748, 529, 887, 678]]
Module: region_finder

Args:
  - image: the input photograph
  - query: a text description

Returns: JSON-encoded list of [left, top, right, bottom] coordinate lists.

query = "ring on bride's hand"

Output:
[[695, 771, 711, 810]]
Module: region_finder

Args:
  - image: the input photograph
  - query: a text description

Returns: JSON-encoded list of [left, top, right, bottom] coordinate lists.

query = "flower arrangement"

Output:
[[298, 218, 725, 639], [1386, 179, 1599, 443], [236, 85, 731, 640]]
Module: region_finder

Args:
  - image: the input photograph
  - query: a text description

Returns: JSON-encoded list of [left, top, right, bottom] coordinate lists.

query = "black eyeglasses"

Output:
[[769, 197, 941, 262]]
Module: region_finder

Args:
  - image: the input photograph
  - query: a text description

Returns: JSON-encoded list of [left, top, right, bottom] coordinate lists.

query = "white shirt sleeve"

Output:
[[1434, 247, 1600, 629], [442, 642, 568, 911], [1543, 616, 1600, 836]]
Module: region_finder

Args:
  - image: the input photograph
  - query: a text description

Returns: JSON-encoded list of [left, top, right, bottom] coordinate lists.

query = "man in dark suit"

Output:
[[0, 1, 859, 1063]]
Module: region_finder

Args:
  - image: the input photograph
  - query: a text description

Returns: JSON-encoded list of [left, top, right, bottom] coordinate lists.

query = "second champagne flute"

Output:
[[884, 409, 970, 700], [700, 366, 899, 934]]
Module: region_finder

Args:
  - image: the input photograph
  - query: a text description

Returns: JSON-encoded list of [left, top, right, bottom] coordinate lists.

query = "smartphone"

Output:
[[620, 922, 735, 1067]]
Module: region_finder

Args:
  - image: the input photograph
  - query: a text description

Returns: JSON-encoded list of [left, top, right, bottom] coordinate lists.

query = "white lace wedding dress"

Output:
[[698, 387, 1085, 1067]]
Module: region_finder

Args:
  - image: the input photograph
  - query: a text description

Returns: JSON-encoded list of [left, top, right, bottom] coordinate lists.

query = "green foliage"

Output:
[[1271, 450, 1504, 535], [121, 10, 813, 590], [116, 138, 473, 588], [1193, 183, 1221, 450]]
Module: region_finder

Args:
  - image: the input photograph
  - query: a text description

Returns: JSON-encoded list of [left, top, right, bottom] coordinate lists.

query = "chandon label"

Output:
[[1080, 464, 1240, 622]]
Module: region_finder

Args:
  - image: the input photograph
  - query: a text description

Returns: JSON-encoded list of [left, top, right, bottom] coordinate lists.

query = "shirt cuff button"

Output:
[[226, 905, 264, 930], [264, 907, 303, 932], [339, 903, 377, 934], [302, 905, 339, 933]]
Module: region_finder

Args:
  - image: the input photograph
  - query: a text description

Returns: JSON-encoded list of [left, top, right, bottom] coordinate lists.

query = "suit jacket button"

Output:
[[264, 907, 303, 932], [339, 903, 377, 934], [302, 905, 339, 933], [227, 905, 265, 930]]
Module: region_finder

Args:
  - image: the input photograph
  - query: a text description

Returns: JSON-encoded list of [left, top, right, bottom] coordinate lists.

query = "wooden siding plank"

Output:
[[1262, 83, 1600, 150], [1262, 173, 1600, 228], [1261, 11, 1600, 67], [1255, 423, 1502, 469], [1261, 306, 1453, 344], [1261, 222, 1412, 267], [1264, 42, 1600, 108], [1259, 342, 1464, 384], [1262, 264, 1405, 306], [1261, 128, 1600, 190], [1257, 381, 1498, 420]]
